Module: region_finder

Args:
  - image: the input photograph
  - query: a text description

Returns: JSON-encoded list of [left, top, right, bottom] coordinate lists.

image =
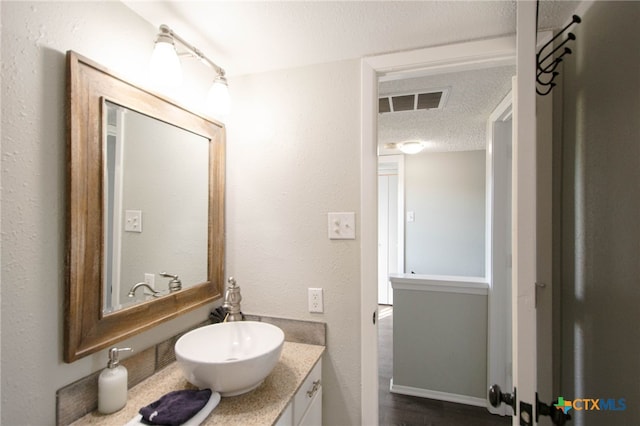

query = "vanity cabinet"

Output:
[[66, 339, 325, 426], [275, 360, 322, 426]]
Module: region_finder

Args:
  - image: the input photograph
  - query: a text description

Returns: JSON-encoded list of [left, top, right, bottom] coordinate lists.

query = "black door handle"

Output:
[[488, 384, 516, 410]]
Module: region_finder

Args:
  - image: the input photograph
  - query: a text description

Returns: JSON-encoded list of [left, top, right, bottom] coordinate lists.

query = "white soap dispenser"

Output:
[[98, 347, 132, 414]]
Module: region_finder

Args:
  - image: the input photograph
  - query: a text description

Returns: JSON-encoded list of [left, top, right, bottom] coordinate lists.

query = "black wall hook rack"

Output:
[[536, 0, 581, 96]]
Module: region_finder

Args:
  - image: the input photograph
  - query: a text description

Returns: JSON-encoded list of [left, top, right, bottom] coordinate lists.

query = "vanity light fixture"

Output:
[[149, 27, 182, 88], [206, 74, 231, 121], [150, 24, 230, 119]]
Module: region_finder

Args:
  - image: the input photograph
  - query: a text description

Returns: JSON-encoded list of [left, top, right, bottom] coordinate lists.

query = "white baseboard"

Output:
[[390, 378, 487, 407]]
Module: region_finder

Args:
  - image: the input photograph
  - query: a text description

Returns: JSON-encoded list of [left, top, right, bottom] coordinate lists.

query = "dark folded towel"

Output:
[[140, 389, 212, 426], [209, 306, 244, 323], [208, 306, 227, 324]]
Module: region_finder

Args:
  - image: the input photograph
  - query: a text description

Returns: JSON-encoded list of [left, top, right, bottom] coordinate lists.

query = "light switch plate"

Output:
[[125, 210, 142, 233], [328, 212, 356, 240]]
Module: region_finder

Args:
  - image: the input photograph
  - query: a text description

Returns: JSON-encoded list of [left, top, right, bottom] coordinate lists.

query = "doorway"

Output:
[[376, 91, 514, 423], [361, 36, 518, 425]]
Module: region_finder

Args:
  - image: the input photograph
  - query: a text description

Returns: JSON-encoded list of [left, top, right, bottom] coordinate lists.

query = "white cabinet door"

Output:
[[274, 402, 293, 426], [298, 387, 322, 426], [293, 361, 322, 425]]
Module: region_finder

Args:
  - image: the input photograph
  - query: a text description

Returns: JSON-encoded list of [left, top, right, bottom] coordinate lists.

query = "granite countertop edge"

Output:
[[72, 341, 325, 426]]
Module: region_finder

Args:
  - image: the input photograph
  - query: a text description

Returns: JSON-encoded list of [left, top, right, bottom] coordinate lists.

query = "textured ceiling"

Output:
[[123, 0, 580, 153], [123, 0, 580, 77], [379, 65, 515, 153]]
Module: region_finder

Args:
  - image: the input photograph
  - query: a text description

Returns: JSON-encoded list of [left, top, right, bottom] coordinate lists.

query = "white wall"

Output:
[[404, 150, 486, 276], [1, 2, 362, 424], [226, 60, 362, 426], [558, 2, 640, 425], [392, 285, 487, 401]]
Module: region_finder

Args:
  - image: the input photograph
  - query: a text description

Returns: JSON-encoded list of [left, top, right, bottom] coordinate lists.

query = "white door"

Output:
[[489, 5, 562, 425], [486, 3, 540, 425], [503, 3, 548, 425], [377, 171, 399, 305], [486, 92, 513, 417], [377, 174, 391, 304]]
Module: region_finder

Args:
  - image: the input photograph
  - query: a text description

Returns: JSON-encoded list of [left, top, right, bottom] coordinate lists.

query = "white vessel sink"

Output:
[[175, 321, 285, 396]]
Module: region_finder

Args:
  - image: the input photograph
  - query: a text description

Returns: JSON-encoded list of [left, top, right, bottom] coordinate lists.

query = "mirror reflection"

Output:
[[103, 100, 209, 313]]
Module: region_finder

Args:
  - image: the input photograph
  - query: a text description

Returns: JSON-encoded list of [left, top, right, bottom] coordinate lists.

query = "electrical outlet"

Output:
[[144, 273, 155, 290], [308, 288, 324, 313]]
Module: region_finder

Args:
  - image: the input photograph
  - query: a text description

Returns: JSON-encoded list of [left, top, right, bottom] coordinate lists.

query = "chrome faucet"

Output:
[[160, 272, 182, 292], [222, 277, 243, 321], [127, 282, 160, 298]]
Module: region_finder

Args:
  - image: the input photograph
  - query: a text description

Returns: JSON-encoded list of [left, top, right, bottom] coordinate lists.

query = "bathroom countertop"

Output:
[[72, 342, 325, 426]]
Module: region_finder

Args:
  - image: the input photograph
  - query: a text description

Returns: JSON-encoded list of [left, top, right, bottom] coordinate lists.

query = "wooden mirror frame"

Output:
[[64, 51, 225, 362]]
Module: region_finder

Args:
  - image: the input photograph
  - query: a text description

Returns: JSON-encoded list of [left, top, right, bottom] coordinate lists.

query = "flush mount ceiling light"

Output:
[[150, 24, 230, 120], [385, 141, 426, 155]]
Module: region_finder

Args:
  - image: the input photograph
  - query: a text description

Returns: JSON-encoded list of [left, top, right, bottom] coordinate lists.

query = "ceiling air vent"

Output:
[[378, 89, 448, 114], [379, 97, 391, 114]]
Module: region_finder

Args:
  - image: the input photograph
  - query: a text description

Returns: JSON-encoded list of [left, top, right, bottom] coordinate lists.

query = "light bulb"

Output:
[[206, 76, 230, 121], [149, 38, 182, 89], [398, 141, 425, 154]]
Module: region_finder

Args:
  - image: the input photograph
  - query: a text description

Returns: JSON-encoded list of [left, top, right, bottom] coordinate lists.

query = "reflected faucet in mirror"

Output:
[[127, 272, 183, 299], [160, 272, 182, 292], [127, 282, 161, 298]]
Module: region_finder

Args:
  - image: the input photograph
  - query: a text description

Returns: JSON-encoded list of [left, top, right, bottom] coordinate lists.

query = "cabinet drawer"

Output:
[[293, 361, 322, 425]]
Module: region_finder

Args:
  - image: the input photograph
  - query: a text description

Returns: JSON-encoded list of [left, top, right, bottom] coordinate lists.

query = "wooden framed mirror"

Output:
[[65, 51, 224, 362]]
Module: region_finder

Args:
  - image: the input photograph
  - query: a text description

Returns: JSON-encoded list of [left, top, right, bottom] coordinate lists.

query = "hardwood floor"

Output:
[[377, 306, 510, 426]]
